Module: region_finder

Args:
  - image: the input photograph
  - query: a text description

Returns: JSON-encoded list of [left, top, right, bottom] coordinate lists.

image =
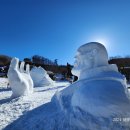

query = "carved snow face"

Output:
[[72, 50, 94, 77], [71, 42, 108, 78]]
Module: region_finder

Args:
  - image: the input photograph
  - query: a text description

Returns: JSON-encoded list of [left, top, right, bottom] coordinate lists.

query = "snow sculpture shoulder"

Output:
[[30, 66, 53, 87], [7, 58, 34, 98]]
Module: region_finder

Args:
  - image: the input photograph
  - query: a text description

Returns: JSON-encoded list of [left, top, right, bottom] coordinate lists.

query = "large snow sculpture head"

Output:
[[8, 57, 34, 98], [72, 42, 108, 78]]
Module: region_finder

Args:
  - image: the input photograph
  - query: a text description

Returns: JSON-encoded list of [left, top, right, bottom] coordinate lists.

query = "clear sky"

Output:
[[0, 0, 130, 65]]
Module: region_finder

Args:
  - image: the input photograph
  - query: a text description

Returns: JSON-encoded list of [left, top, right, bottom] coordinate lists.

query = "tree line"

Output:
[[24, 55, 58, 66]]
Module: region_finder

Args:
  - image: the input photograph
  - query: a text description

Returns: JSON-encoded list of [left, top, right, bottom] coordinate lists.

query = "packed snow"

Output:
[[30, 66, 53, 87], [1, 42, 130, 130], [7, 58, 33, 98]]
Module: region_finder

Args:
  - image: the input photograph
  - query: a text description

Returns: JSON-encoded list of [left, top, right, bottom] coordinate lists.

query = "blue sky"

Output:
[[0, 0, 130, 65]]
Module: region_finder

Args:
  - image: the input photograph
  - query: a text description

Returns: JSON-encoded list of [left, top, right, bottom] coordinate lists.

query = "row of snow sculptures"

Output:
[[30, 66, 53, 87], [7, 58, 34, 98], [55, 42, 130, 129]]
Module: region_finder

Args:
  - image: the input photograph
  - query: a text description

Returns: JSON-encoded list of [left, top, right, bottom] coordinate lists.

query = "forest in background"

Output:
[[0, 55, 130, 82]]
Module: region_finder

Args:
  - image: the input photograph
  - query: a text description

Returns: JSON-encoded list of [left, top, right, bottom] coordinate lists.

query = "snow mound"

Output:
[[7, 58, 34, 98], [30, 66, 54, 87]]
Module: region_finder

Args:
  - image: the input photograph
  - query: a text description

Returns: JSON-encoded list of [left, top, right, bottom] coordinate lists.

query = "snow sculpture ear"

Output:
[[26, 64, 30, 74], [20, 62, 25, 73]]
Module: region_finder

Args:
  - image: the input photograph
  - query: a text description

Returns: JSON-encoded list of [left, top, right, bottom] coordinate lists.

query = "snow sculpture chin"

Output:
[[7, 58, 34, 98], [71, 42, 130, 118], [30, 66, 53, 87]]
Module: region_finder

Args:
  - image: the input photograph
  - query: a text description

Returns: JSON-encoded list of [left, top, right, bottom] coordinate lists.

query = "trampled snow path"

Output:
[[0, 78, 70, 130]]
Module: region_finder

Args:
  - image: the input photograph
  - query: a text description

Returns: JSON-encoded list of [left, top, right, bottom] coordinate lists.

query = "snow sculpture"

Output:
[[71, 42, 130, 115], [30, 66, 53, 87], [54, 42, 130, 129], [7, 58, 34, 98]]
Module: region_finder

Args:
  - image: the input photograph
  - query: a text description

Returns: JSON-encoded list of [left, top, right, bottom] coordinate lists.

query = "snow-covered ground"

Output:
[[0, 78, 70, 130], [1, 77, 130, 130]]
